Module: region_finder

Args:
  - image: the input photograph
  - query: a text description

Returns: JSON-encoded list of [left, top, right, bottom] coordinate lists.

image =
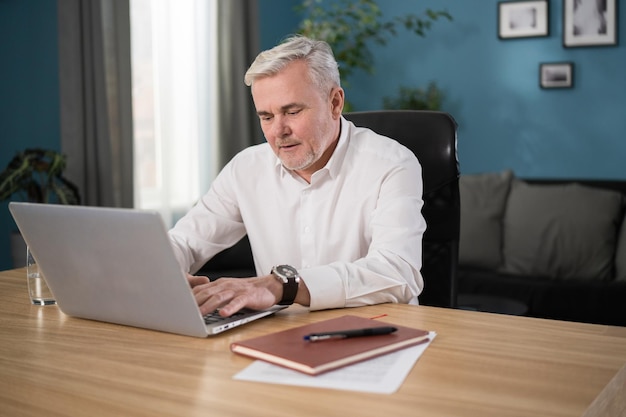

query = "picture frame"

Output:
[[540, 62, 574, 89], [498, 1, 549, 39], [563, 0, 618, 47]]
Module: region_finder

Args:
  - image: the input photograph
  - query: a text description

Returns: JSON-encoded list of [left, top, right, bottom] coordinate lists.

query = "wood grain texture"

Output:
[[1, 268, 625, 417], [582, 363, 626, 417]]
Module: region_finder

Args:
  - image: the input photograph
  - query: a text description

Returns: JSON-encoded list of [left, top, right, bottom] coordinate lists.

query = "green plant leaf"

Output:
[[296, 0, 452, 86], [0, 148, 81, 204], [383, 82, 444, 111]]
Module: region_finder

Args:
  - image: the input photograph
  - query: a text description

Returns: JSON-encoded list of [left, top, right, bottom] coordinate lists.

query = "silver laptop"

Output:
[[9, 202, 286, 337]]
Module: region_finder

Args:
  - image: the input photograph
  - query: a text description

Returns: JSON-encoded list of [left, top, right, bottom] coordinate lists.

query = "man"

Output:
[[169, 35, 426, 317]]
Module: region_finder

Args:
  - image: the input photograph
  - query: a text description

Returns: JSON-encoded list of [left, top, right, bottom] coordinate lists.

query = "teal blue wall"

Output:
[[260, 0, 626, 179], [1, 0, 625, 270], [0, 0, 60, 270]]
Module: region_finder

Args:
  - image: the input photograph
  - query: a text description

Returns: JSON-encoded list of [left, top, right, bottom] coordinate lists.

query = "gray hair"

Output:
[[244, 35, 341, 95]]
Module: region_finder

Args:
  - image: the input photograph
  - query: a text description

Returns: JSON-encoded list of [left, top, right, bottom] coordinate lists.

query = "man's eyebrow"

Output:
[[281, 103, 304, 111], [256, 103, 305, 116]]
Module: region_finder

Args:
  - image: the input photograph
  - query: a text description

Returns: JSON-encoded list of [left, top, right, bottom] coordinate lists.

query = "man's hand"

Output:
[[187, 274, 283, 317]]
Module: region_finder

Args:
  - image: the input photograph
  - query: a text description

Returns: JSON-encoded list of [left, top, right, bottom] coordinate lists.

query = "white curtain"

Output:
[[130, 0, 216, 225], [130, 0, 260, 226]]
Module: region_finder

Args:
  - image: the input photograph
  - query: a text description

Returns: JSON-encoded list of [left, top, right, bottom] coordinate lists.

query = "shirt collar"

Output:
[[321, 116, 349, 181]]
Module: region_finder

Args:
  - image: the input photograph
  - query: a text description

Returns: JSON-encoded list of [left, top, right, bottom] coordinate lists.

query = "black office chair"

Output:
[[197, 234, 256, 278], [199, 110, 460, 308], [344, 110, 460, 308]]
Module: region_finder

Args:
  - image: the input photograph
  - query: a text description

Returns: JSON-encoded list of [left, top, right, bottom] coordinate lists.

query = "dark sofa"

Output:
[[457, 171, 626, 327]]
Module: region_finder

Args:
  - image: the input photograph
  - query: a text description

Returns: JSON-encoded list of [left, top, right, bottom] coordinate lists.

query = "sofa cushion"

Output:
[[501, 181, 623, 281], [459, 170, 513, 269], [615, 216, 626, 281]]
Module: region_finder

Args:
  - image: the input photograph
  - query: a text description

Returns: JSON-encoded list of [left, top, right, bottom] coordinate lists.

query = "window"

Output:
[[130, 0, 218, 226]]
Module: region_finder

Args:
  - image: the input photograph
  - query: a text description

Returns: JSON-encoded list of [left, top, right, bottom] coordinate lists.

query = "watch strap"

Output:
[[278, 277, 298, 305]]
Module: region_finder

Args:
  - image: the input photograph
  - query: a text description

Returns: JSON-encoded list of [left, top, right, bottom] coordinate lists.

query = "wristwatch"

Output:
[[271, 265, 301, 305]]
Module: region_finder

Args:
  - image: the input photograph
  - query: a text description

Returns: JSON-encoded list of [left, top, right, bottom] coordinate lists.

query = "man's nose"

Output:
[[272, 116, 291, 138]]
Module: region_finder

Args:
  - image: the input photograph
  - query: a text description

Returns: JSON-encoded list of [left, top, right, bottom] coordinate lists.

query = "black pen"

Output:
[[303, 326, 397, 342]]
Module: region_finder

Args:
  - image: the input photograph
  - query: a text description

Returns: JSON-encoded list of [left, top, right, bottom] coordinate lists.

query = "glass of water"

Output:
[[27, 247, 56, 305]]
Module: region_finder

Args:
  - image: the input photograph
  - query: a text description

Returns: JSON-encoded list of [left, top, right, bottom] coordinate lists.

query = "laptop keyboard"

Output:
[[203, 309, 249, 324]]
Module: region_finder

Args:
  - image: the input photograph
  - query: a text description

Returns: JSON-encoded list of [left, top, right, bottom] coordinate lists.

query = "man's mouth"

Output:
[[278, 142, 299, 150]]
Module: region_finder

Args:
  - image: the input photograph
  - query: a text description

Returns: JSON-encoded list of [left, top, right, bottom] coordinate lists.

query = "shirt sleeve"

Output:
[[168, 160, 247, 274]]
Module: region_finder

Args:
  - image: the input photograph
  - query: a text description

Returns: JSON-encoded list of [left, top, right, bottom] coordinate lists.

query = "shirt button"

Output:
[[304, 226, 311, 234]]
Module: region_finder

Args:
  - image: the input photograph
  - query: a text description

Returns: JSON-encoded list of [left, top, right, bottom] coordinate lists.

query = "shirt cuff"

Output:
[[300, 265, 346, 310]]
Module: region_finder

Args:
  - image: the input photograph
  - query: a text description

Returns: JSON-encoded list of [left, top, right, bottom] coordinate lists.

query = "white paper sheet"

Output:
[[233, 331, 436, 394]]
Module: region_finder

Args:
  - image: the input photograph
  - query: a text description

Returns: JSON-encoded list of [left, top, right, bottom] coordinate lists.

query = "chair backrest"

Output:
[[344, 110, 460, 308]]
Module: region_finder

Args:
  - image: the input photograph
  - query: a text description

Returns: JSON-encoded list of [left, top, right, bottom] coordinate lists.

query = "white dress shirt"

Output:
[[169, 117, 426, 310]]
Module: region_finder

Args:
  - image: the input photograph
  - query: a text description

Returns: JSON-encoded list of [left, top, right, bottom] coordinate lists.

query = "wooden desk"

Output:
[[1, 268, 625, 417]]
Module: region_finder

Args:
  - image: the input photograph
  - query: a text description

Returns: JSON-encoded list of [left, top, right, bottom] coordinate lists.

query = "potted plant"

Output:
[[295, 0, 452, 111], [1, 148, 81, 268], [0, 148, 80, 205]]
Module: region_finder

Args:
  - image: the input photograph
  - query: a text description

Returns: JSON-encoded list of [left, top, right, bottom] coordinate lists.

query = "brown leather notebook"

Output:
[[230, 315, 430, 375]]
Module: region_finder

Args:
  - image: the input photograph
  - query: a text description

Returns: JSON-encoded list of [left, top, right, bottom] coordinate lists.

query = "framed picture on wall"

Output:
[[498, 1, 549, 39], [540, 62, 574, 89], [563, 0, 618, 47]]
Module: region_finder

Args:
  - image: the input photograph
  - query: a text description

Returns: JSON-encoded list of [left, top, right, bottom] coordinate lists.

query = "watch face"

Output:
[[276, 265, 298, 278]]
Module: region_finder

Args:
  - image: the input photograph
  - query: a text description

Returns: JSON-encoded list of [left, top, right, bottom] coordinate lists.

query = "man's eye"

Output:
[[287, 109, 301, 116]]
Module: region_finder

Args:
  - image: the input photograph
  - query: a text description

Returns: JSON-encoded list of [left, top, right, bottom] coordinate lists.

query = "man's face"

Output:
[[251, 60, 343, 181]]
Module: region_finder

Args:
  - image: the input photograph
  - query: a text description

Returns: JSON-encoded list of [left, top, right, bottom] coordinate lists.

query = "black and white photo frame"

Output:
[[563, 0, 618, 47], [498, 1, 549, 39], [540, 62, 574, 89]]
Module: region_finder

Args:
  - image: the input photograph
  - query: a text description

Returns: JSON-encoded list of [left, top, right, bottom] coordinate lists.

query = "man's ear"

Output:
[[329, 87, 345, 118]]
